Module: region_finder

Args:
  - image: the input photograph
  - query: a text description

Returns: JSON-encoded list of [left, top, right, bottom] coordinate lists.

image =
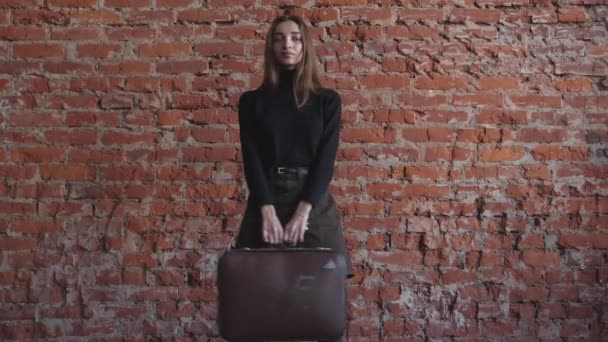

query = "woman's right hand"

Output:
[[261, 205, 283, 244]]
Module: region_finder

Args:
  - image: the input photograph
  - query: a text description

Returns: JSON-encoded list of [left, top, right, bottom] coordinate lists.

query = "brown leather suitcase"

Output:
[[217, 247, 347, 341]]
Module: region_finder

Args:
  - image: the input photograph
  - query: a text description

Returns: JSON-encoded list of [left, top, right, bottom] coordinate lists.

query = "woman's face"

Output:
[[272, 20, 303, 69]]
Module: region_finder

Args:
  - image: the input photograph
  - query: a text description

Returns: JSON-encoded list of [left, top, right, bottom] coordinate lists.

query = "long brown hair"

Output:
[[261, 15, 322, 109]]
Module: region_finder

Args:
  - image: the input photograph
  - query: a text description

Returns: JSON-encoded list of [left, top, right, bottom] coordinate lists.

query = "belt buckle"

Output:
[[276, 167, 287, 174]]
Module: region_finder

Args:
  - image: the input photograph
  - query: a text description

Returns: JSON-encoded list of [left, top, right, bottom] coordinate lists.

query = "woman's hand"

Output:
[[261, 205, 283, 244], [284, 201, 312, 245]]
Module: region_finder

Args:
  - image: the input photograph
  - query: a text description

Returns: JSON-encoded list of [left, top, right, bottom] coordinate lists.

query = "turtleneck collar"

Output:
[[278, 68, 295, 86]]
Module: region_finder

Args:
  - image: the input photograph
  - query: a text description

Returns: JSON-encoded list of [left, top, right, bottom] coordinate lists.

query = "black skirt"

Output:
[[235, 172, 354, 279]]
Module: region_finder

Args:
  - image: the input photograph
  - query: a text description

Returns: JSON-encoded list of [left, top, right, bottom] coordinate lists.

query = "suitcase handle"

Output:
[[262, 242, 334, 250], [238, 246, 334, 252]]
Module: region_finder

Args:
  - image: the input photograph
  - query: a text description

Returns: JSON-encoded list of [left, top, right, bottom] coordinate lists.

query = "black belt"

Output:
[[269, 166, 309, 176]]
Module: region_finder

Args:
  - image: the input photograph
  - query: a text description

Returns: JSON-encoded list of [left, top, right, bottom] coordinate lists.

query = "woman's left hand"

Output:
[[283, 213, 308, 245], [284, 201, 312, 245]]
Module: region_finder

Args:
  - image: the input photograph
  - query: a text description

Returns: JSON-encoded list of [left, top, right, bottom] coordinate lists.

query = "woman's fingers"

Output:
[[274, 221, 283, 243], [283, 221, 293, 244], [299, 222, 307, 243], [292, 222, 301, 244], [273, 217, 283, 244], [293, 225, 300, 244], [281, 216, 309, 244], [290, 224, 299, 244], [263, 222, 271, 243], [268, 222, 274, 243], [270, 222, 276, 243], [266, 215, 310, 245], [283, 220, 306, 245], [262, 215, 284, 244], [282, 222, 293, 244]]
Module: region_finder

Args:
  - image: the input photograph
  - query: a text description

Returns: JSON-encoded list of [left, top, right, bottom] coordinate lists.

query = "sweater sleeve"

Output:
[[238, 91, 273, 207], [300, 90, 341, 207]]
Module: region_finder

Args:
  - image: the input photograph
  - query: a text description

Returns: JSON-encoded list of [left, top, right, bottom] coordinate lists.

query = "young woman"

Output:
[[234, 14, 353, 280]]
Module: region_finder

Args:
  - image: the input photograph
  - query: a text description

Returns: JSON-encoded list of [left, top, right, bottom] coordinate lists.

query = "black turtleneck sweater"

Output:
[[238, 69, 342, 208]]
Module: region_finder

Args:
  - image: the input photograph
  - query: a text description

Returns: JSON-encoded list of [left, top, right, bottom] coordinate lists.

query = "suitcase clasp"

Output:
[[295, 275, 316, 291]]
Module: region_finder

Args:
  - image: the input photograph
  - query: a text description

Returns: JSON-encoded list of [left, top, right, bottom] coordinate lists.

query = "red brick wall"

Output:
[[1, 1, 607, 341]]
